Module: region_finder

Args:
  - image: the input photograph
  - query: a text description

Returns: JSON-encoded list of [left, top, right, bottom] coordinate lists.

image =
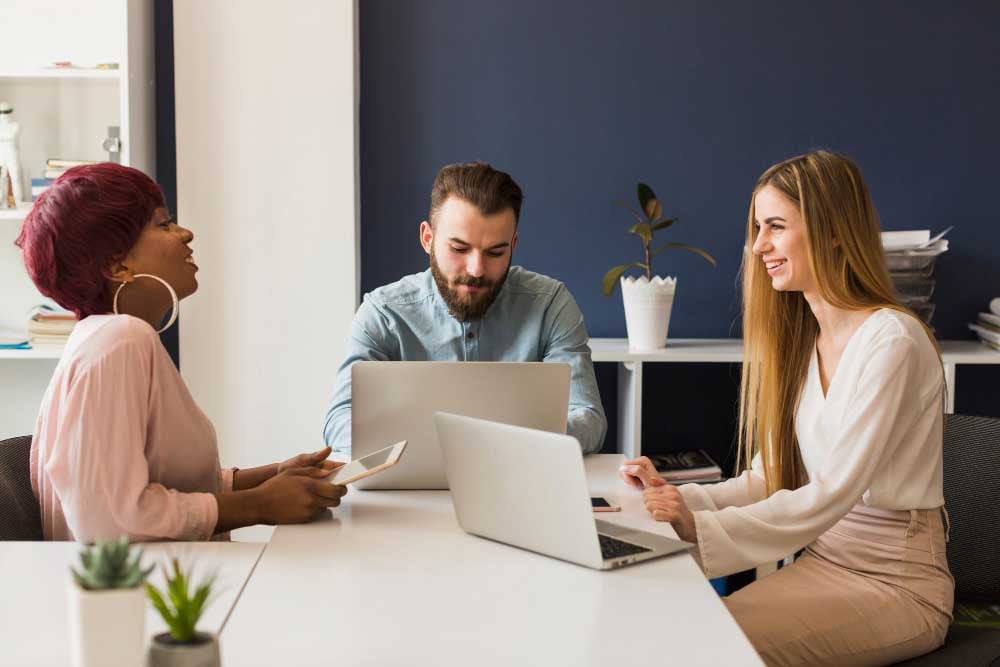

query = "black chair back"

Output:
[[942, 414, 1000, 601], [0, 435, 43, 540]]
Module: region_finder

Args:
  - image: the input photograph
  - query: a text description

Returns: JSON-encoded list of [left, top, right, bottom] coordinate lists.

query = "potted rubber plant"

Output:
[[68, 536, 153, 667], [146, 558, 220, 667], [602, 183, 716, 349]]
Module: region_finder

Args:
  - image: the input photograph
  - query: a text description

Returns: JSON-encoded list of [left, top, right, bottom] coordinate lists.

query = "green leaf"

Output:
[[650, 242, 718, 266], [626, 222, 652, 244], [637, 183, 656, 220], [615, 200, 646, 226], [602, 262, 642, 296], [647, 198, 663, 223], [651, 217, 678, 232]]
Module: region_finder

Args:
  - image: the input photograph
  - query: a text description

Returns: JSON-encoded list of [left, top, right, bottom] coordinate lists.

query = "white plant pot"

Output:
[[67, 580, 146, 667], [148, 632, 221, 667], [620, 275, 677, 351]]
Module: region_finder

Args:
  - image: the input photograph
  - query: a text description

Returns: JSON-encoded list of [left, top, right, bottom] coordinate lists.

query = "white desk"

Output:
[[590, 338, 1000, 457], [0, 541, 265, 667], [222, 455, 762, 667]]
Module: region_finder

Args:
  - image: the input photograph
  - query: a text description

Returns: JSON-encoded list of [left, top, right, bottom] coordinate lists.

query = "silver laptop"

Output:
[[351, 361, 570, 489], [434, 412, 693, 570]]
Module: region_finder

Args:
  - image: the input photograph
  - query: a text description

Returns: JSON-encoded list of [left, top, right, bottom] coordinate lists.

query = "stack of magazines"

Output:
[[968, 298, 1000, 351], [27, 302, 77, 345], [648, 449, 723, 484]]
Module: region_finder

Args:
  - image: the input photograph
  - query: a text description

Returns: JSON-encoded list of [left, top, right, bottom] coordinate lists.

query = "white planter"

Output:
[[620, 275, 677, 351], [67, 580, 146, 667], [148, 632, 221, 667]]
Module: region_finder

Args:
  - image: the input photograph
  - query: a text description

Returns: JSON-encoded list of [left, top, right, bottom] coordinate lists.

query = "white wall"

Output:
[[173, 1, 359, 468]]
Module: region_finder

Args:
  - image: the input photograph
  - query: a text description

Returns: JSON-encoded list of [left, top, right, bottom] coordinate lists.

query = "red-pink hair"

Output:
[[15, 163, 165, 319]]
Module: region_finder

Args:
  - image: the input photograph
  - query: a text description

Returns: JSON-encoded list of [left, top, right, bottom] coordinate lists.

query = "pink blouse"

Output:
[[30, 314, 234, 542]]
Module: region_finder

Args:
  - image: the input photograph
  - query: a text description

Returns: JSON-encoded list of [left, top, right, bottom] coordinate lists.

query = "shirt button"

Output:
[[466, 332, 475, 340]]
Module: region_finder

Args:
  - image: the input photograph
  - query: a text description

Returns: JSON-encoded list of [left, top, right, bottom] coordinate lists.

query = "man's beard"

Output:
[[430, 249, 510, 322]]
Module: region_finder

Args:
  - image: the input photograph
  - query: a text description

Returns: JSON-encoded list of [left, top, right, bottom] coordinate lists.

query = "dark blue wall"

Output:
[[360, 0, 1000, 455], [155, 0, 179, 366]]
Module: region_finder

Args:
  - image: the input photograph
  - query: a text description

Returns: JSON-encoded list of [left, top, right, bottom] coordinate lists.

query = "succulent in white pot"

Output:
[[146, 558, 221, 667], [68, 536, 153, 667], [602, 183, 716, 350]]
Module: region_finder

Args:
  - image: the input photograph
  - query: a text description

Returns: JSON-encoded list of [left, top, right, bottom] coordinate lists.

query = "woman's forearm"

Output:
[[232, 463, 279, 491], [213, 489, 263, 533]]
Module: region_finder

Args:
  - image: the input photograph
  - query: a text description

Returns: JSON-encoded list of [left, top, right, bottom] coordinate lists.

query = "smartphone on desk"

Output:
[[328, 441, 407, 485], [591, 496, 621, 512]]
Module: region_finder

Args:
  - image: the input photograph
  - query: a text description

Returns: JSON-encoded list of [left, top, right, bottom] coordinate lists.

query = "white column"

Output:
[[173, 1, 359, 467]]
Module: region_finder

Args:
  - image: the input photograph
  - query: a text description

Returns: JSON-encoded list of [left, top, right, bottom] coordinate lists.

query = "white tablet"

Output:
[[330, 440, 407, 485]]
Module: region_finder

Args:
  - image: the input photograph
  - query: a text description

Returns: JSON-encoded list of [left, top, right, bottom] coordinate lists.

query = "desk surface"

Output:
[[0, 541, 264, 667], [222, 455, 762, 667]]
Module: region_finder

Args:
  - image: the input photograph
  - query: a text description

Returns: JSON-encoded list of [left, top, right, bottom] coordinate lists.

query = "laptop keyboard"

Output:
[[598, 533, 652, 560]]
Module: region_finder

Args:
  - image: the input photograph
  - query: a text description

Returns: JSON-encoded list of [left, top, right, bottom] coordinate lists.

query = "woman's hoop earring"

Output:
[[112, 273, 179, 334]]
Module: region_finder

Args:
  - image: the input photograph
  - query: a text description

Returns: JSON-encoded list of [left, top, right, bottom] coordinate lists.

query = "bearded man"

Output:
[[323, 161, 607, 456]]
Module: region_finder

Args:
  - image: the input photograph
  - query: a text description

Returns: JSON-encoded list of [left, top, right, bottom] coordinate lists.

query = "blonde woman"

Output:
[[621, 151, 953, 666]]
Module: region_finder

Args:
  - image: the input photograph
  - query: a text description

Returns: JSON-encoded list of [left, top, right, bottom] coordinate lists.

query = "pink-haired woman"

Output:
[[17, 162, 345, 542]]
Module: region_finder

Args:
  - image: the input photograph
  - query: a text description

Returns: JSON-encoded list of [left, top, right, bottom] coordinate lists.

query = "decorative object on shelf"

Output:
[[0, 102, 26, 204], [0, 164, 13, 208], [602, 183, 716, 350], [146, 558, 221, 667], [68, 536, 154, 667]]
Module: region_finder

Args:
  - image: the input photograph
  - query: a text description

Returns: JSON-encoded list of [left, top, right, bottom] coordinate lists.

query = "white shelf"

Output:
[[590, 337, 1000, 459], [0, 203, 32, 222], [0, 69, 120, 80], [590, 337, 1000, 365], [0, 344, 63, 360]]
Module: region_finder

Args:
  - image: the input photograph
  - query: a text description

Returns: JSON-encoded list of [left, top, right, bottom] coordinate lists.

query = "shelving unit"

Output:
[[591, 337, 1000, 458], [0, 0, 154, 438]]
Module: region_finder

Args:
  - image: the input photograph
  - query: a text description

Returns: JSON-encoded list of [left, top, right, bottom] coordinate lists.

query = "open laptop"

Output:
[[434, 412, 693, 570], [351, 361, 570, 489]]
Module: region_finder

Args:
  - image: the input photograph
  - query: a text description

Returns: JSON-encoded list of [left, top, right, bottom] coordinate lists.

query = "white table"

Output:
[[590, 338, 1000, 457], [222, 455, 763, 667], [0, 541, 265, 666]]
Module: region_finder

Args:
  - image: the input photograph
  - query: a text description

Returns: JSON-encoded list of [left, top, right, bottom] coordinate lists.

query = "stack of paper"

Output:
[[968, 301, 1000, 352], [27, 303, 77, 345], [881, 227, 952, 326]]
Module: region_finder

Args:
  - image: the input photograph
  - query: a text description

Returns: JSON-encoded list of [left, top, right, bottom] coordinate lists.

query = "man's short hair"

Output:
[[429, 161, 523, 228]]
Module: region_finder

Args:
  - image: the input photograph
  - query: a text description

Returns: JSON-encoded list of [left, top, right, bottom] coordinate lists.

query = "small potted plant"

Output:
[[68, 536, 153, 667], [602, 183, 716, 349], [146, 558, 220, 667]]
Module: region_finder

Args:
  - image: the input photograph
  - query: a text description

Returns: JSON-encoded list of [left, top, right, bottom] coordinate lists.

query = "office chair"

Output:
[[895, 414, 1000, 666], [0, 435, 43, 540]]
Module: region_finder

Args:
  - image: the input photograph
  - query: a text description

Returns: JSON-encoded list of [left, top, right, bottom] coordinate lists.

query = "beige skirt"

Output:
[[724, 504, 955, 667]]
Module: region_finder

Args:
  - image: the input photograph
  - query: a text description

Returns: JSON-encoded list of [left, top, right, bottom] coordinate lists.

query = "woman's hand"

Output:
[[278, 446, 339, 476], [618, 456, 667, 489], [251, 467, 348, 525], [642, 483, 697, 543]]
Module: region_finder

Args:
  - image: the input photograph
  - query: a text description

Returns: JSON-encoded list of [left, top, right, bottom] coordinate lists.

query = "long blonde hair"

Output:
[[738, 150, 938, 495]]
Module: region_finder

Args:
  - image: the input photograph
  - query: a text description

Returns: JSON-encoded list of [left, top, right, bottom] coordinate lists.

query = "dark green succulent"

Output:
[[146, 558, 217, 643], [71, 536, 153, 590], [602, 182, 717, 296]]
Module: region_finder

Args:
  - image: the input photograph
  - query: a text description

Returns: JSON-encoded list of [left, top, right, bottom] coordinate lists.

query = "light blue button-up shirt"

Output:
[[323, 266, 607, 455]]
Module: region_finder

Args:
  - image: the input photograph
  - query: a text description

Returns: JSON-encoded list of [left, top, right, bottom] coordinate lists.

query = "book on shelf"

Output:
[[31, 177, 53, 200], [954, 602, 1000, 628], [46, 159, 97, 169], [648, 449, 723, 484], [0, 330, 30, 349], [26, 302, 77, 342]]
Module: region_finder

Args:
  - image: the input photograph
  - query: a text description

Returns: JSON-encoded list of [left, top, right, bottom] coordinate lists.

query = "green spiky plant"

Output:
[[71, 536, 153, 590], [601, 182, 717, 296], [146, 558, 217, 643]]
